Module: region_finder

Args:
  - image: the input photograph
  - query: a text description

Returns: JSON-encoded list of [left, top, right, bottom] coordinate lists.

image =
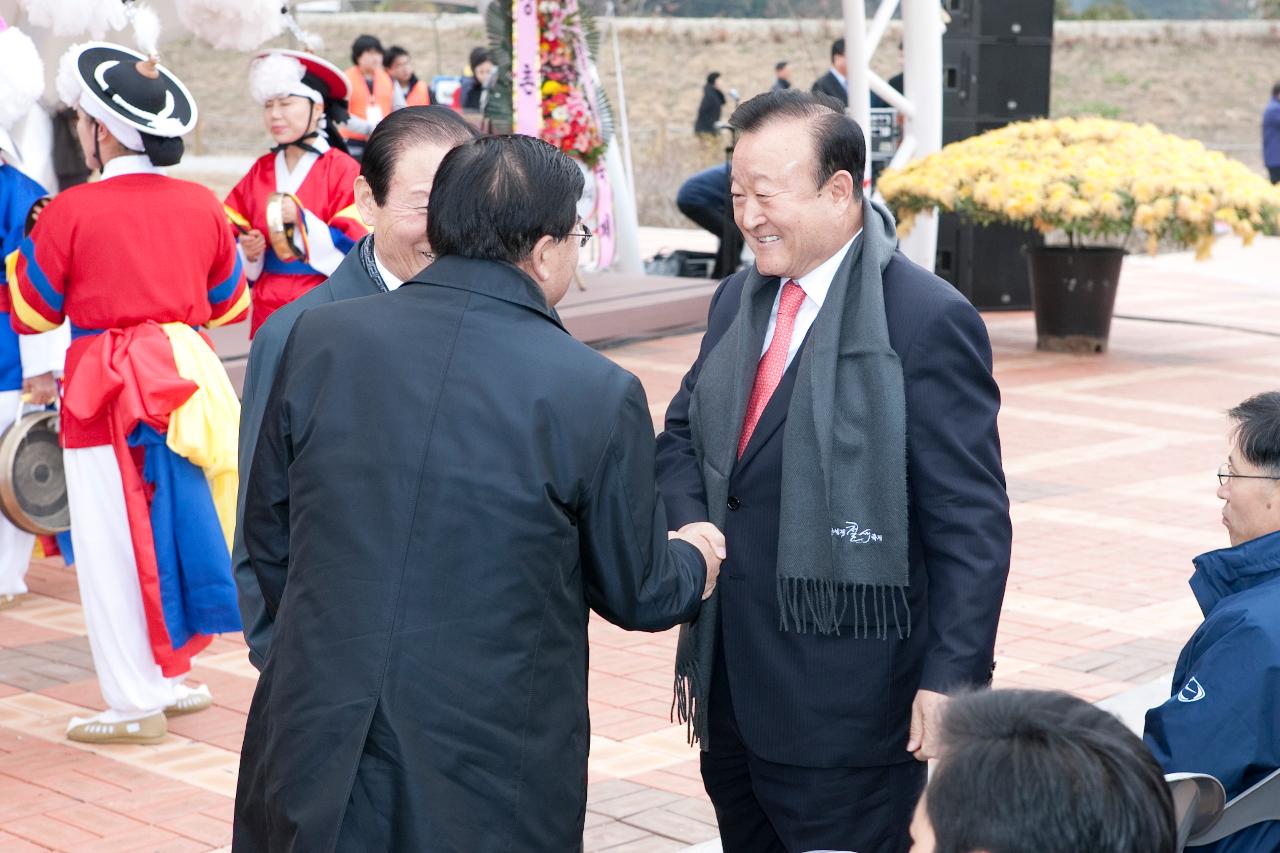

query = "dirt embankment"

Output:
[[163, 15, 1280, 227]]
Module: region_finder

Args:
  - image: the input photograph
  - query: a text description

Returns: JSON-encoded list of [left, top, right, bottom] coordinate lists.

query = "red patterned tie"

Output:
[[738, 280, 806, 458]]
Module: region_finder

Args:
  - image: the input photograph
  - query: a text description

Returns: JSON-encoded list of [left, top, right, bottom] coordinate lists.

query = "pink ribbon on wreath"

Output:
[[563, 0, 615, 269], [513, 0, 542, 137]]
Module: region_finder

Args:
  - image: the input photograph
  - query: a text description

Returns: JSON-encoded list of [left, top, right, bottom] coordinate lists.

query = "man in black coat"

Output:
[[811, 37, 849, 106], [234, 134, 724, 851], [657, 90, 1010, 852], [232, 106, 478, 670]]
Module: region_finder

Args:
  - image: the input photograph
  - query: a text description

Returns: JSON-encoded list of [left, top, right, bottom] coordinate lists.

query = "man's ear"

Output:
[[526, 234, 556, 284], [353, 176, 378, 231], [827, 169, 857, 211]]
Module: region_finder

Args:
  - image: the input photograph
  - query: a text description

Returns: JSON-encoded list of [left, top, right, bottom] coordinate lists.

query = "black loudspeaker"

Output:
[[943, 40, 1052, 120], [942, 0, 1054, 41], [936, 213, 1042, 310], [935, 0, 1054, 311]]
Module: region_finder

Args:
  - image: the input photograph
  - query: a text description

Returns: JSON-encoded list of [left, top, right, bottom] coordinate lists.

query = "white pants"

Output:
[[0, 391, 35, 596], [64, 444, 180, 718]]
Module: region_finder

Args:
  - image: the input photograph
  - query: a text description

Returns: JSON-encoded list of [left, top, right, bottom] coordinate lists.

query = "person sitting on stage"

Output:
[[223, 50, 367, 337], [0, 16, 71, 609], [9, 41, 248, 745], [232, 105, 478, 671]]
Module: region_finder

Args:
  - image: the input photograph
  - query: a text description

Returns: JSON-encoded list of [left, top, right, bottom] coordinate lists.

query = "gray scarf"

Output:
[[673, 198, 910, 747], [358, 234, 390, 293]]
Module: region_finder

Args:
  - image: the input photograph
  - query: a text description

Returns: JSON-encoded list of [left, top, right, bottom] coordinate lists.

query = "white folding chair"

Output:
[[1185, 767, 1280, 848]]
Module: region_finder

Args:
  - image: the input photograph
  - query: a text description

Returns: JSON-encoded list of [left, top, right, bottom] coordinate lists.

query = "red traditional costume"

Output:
[[7, 41, 245, 743], [224, 49, 366, 336]]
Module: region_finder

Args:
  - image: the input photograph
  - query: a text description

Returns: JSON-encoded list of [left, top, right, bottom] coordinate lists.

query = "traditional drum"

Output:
[[264, 192, 306, 261], [0, 407, 69, 534]]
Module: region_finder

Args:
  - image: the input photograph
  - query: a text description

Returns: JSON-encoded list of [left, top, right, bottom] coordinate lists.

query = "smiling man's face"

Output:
[[731, 119, 855, 282]]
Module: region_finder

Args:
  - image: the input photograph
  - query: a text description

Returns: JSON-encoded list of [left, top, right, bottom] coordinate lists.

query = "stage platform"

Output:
[[208, 270, 719, 395]]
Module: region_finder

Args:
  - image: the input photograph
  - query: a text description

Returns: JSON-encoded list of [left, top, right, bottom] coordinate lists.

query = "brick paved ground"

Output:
[[1, 236, 1277, 851]]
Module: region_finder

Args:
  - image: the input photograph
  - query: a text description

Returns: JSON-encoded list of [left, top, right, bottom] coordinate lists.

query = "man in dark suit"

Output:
[[232, 106, 477, 669], [657, 89, 1011, 852], [234, 134, 724, 850], [811, 37, 849, 106]]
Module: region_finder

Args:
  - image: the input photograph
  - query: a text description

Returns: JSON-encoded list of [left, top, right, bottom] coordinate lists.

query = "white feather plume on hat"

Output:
[[55, 43, 88, 108], [19, 0, 126, 39], [249, 53, 322, 106], [0, 24, 45, 133], [175, 0, 285, 51]]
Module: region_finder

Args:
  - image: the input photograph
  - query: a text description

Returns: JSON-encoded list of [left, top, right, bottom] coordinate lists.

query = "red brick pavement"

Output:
[[1, 236, 1277, 850]]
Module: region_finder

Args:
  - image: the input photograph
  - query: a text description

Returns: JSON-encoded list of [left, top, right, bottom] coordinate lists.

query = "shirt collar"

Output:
[[373, 249, 405, 291], [1190, 528, 1280, 616], [100, 154, 166, 181], [831, 67, 847, 89], [791, 229, 861, 308]]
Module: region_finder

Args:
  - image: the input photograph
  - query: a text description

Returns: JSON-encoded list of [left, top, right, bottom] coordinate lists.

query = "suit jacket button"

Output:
[[727, 496, 740, 511]]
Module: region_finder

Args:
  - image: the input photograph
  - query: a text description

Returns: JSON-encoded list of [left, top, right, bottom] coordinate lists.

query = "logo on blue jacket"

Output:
[[1178, 676, 1206, 703]]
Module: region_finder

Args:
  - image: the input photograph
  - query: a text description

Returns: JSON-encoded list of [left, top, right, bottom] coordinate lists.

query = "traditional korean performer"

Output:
[[8, 41, 248, 744], [223, 50, 367, 336]]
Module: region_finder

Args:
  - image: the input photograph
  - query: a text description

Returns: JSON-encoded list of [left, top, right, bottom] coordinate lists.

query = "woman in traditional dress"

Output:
[[223, 50, 368, 336]]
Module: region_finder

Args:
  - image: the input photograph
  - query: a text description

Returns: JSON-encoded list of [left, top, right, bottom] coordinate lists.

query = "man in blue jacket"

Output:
[[1264, 83, 1280, 183], [1144, 390, 1280, 852]]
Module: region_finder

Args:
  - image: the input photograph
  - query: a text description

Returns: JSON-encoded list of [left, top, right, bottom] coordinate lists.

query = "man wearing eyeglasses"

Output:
[[1144, 391, 1280, 853], [234, 134, 724, 850]]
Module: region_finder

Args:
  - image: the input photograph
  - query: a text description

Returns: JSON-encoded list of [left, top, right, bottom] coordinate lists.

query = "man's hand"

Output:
[[670, 522, 726, 599], [240, 229, 267, 262], [21, 372, 57, 406], [906, 689, 948, 762]]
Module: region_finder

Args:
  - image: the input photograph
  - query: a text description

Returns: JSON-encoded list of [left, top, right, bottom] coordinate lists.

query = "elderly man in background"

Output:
[[1144, 391, 1280, 852], [232, 105, 479, 670], [233, 134, 723, 850]]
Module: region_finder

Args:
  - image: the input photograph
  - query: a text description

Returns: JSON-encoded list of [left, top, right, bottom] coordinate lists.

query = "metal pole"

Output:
[[898, 0, 942, 271], [842, 0, 870, 190]]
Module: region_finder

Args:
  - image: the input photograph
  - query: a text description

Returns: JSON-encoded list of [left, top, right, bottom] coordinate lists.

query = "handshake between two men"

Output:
[[669, 521, 727, 600]]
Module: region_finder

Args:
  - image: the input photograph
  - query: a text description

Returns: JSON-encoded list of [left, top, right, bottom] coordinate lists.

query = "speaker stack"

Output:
[[936, 0, 1054, 310]]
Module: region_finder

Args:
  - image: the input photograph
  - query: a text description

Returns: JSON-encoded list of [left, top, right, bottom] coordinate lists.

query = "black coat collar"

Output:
[[409, 255, 566, 332]]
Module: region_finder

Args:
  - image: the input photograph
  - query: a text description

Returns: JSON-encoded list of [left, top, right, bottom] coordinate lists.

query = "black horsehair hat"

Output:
[[72, 42, 196, 138]]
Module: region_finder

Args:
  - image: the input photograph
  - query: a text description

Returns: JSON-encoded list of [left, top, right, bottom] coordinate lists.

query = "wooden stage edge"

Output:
[[210, 271, 717, 396]]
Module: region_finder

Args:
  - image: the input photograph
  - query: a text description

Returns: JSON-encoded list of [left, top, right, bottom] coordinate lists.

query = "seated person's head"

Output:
[[1219, 392, 1280, 546], [910, 689, 1176, 853], [427, 134, 586, 306]]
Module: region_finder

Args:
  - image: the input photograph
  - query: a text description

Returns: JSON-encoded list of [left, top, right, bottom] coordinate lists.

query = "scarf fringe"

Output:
[[776, 577, 911, 639], [671, 658, 706, 747]]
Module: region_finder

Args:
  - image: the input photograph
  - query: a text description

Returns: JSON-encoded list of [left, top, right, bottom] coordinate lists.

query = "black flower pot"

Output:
[[1023, 246, 1126, 354]]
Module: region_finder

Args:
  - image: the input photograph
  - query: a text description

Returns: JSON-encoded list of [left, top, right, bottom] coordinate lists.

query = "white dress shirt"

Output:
[[759, 231, 861, 370], [374, 250, 405, 291]]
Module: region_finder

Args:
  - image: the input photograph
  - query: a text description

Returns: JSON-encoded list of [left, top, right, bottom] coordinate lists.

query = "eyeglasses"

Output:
[[566, 224, 593, 248], [1217, 463, 1280, 486]]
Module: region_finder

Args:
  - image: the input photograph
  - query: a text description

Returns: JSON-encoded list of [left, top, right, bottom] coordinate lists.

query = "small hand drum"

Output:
[[0, 410, 70, 535], [265, 192, 306, 261]]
